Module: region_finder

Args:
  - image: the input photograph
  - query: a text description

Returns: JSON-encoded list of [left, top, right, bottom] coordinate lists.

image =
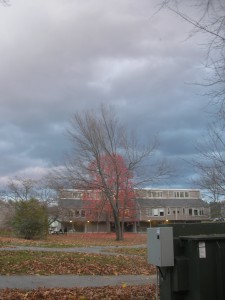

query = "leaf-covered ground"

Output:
[[0, 285, 157, 300], [0, 233, 147, 248], [0, 251, 155, 275], [104, 247, 147, 256], [0, 233, 156, 299]]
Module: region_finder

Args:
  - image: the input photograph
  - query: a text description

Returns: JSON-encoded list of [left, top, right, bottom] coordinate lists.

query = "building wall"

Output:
[[85, 222, 109, 233], [135, 189, 209, 223], [140, 206, 209, 222], [58, 188, 210, 233], [0, 201, 13, 228]]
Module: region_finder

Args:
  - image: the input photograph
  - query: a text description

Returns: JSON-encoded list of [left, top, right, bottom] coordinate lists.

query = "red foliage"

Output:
[[82, 154, 138, 222]]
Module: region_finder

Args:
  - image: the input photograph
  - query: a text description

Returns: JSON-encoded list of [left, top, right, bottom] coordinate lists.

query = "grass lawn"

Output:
[[0, 233, 156, 299], [103, 247, 147, 256], [0, 250, 155, 275], [0, 232, 147, 248], [0, 233, 152, 276]]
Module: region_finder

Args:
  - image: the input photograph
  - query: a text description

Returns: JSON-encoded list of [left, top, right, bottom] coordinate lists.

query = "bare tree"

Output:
[[6, 175, 60, 227], [160, 1, 225, 201], [160, 0, 225, 114], [60, 105, 172, 240], [7, 175, 58, 204], [192, 121, 225, 200], [0, 0, 10, 6], [7, 177, 38, 201]]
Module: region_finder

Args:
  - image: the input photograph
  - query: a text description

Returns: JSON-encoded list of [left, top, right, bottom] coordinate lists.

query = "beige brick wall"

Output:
[[0, 201, 14, 228]]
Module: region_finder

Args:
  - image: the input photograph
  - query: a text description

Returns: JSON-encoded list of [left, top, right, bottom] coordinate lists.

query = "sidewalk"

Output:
[[0, 244, 146, 255], [0, 245, 155, 290], [0, 274, 156, 290]]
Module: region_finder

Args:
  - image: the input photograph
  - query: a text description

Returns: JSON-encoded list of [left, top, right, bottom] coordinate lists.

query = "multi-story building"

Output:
[[58, 188, 210, 233], [135, 189, 209, 231]]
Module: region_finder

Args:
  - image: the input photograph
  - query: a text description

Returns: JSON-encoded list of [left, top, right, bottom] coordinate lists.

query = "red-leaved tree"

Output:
[[82, 154, 137, 239]]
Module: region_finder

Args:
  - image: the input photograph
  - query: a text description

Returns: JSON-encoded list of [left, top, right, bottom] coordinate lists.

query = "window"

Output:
[[81, 210, 86, 217], [157, 191, 162, 198], [188, 208, 199, 216], [149, 191, 163, 198], [124, 209, 130, 217], [93, 192, 100, 200], [145, 208, 152, 216], [153, 209, 159, 216], [68, 210, 73, 217], [158, 191, 163, 198], [167, 208, 171, 215], [138, 190, 147, 197], [159, 208, 164, 216], [183, 208, 185, 214], [194, 209, 198, 216], [174, 191, 189, 198], [72, 192, 83, 198], [152, 208, 165, 216], [75, 210, 80, 217]]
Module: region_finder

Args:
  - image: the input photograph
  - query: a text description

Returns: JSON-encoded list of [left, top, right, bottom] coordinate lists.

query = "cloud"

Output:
[[0, 0, 211, 188]]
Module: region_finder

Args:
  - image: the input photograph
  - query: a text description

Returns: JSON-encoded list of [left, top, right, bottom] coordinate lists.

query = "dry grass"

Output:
[[0, 285, 157, 300], [0, 232, 147, 248]]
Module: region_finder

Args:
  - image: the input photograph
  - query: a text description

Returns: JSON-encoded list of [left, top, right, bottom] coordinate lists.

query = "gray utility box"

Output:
[[147, 227, 174, 267]]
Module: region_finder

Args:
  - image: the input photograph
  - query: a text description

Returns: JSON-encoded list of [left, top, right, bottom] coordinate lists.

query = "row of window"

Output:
[[146, 207, 205, 217], [138, 190, 191, 198], [66, 208, 135, 218], [67, 209, 86, 218], [72, 192, 83, 198], [72, 191, 101, 200], [65, 207, 205, 220], [71, 190, 192, 199], [174, 191, 190, 198]]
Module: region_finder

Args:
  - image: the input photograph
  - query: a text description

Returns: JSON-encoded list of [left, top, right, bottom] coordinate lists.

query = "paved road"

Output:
[[0, 274, 156, 290], [0, 244, 146, 255], [0, 245, 155, 290]]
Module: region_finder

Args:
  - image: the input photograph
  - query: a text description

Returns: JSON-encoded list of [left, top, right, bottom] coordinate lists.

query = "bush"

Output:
[[12, 198, 48, 240]]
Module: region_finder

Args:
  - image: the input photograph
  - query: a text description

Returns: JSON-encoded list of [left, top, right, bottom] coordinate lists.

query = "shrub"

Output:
[[11, 198, 48, 240]]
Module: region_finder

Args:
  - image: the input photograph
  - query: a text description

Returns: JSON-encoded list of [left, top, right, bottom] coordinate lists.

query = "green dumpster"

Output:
[[176, 234, 225, 300], [149, 223, 225, 300]]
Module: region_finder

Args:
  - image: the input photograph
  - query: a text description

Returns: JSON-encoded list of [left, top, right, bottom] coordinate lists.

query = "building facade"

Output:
[[135, 189, 209, 231], [58, 188, 210, 233], [0, 200, 13, 228]]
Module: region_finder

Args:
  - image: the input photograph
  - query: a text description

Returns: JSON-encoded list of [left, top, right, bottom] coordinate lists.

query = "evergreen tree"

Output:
[[12, 198, 48, 240]]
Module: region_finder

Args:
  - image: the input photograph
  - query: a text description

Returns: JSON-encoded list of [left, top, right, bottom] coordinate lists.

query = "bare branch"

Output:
[[160, 0, 225, 113]]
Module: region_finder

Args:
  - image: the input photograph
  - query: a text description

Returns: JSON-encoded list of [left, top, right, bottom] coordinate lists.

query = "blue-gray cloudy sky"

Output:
[[0, 0, 212, 188]]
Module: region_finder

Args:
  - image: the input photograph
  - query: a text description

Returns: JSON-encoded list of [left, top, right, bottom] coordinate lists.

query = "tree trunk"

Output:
[[113, 210, 123, 241]]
